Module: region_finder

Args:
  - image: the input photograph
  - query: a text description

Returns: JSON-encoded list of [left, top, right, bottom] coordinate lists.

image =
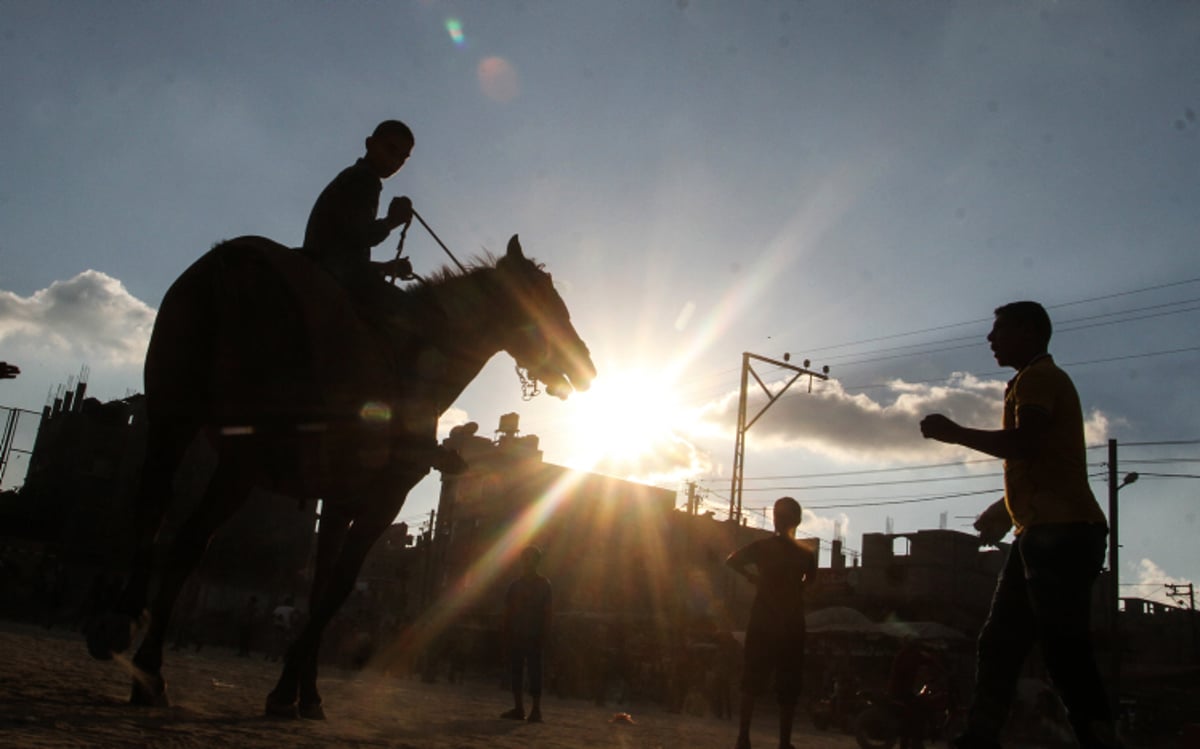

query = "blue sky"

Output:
[[2, 1, 1198, 606]]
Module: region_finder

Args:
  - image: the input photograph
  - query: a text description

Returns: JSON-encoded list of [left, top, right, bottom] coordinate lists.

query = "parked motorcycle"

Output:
[[853, 683, 955, 749], [809, 685, 866, 733]]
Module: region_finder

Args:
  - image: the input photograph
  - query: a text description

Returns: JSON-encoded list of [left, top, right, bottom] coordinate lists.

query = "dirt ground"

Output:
[[0, 620, 860, 749]]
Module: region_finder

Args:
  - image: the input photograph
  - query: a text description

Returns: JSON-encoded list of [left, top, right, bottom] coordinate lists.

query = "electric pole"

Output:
[[1166, 582, 1197, 664], [1107, 439, 1138, 713], [729, 352, 828, 523]]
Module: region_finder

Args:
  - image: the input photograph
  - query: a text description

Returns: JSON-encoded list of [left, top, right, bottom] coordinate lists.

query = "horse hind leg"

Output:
[[128, 462, 253, 706], [86, 426, 193, 661]]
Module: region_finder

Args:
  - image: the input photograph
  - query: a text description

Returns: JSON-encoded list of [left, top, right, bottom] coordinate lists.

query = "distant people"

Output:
[[725, 496, 817, 749], [919, 301, 1117, 749], [237, 595, 260, 657], [500, 545, 552, 723], [270, 595, 298, 662], [301, 119, 417, 301], [710, 630, 737, 720], [0, 361, 18, 379]]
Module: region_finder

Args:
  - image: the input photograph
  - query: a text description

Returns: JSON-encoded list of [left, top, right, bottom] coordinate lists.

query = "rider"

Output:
[[302, 120, 455, 473], [302, 119, 417, 298]]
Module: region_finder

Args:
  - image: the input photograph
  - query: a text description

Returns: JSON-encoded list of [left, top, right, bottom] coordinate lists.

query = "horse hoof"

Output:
[[264, 696, 300, 720], [299, 701, 326, 721], [130, 675, 169, 707], [85, 613, 137, 660]]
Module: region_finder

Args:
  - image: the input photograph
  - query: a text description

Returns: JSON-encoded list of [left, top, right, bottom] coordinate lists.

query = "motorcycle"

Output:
[[853, 683, 956, 749], [809, 685, 866, 733]]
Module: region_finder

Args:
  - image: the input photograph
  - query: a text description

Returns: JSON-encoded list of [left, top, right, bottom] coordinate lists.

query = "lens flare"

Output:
[[359, 401, 392, 423], [445, 18, 464, 46], [477, 56, 520, 102]]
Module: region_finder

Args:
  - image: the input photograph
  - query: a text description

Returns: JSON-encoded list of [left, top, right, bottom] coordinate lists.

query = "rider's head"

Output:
[[365, 120, 414, 178]]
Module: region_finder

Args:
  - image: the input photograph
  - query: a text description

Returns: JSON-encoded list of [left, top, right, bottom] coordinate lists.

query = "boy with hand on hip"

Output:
[[726, 496, 817, 749]]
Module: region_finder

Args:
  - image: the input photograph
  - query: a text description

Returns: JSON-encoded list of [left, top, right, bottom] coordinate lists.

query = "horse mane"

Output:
[[400, 250, 547, 300]]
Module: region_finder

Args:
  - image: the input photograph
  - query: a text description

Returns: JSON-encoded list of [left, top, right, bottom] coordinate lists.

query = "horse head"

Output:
[[493, 235, 595, 399]]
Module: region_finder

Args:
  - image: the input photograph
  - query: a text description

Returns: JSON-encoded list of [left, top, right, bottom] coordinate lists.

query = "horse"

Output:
[[85, 233, 595, 719]]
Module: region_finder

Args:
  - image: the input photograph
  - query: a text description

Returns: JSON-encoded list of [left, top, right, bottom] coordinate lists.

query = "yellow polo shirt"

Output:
[[1002, 354, 1107, 535]]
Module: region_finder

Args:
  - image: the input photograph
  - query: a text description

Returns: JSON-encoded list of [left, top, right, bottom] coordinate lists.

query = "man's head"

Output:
[[364, 120, 414, 178], [988, 301, 1051, 369], [773, 496, 803, 535]]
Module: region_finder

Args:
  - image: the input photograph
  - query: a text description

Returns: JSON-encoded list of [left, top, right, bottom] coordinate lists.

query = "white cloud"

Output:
[[695, 372, 1115, 467], [0, 270, 154, 366], [436, 407, 472, 439], [697, 373, 1003, 464], [1130, 558, 1195, 608]]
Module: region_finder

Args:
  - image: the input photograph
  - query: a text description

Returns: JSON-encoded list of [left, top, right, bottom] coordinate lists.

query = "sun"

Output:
[[559, 369, 696, 475]]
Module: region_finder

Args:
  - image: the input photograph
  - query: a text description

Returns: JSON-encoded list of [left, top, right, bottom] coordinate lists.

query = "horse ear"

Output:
[[506, 234, 524, 259]]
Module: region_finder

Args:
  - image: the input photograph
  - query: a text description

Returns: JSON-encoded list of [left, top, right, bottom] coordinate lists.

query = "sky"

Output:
[[1, 1, 1197, 608]]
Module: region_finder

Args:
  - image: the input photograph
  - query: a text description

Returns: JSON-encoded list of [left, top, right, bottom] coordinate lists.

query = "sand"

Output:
[[0, 621, 860, 749]]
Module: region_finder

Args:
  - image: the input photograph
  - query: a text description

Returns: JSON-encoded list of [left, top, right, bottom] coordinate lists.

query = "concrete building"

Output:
[[0, 382, 316, 621]]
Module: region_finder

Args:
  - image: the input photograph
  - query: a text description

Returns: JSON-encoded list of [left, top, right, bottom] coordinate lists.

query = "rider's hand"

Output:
[[383, 256, 414, 280], [387, 196, 413, 228]]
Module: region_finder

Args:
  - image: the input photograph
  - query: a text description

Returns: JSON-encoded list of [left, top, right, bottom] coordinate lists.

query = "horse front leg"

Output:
[[265, 502, 350, 718], [268, 472, 422, 720], [128, 463, 251, 706]]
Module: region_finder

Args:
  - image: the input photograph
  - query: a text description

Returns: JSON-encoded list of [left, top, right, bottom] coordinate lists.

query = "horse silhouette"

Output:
[[86, 233, 595, 719]]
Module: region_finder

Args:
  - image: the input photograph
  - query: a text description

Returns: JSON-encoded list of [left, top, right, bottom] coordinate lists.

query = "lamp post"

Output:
[[1107, 435, 1137, 715]]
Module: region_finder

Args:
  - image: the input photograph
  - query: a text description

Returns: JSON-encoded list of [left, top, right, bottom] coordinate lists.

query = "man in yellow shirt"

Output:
[[920, 301, 1117, 749]]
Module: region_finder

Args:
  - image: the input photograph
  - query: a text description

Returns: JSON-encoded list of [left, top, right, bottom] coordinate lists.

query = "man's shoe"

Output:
[[500, 707, 525, 720], [527, 707, 542, 723]]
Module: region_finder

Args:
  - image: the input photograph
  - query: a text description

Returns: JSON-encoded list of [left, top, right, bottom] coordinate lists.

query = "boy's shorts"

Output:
[[740, 627, 805, 705]]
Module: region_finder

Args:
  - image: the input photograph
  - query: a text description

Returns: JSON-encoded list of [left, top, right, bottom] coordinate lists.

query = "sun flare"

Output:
[[559, 369, 697, 476]]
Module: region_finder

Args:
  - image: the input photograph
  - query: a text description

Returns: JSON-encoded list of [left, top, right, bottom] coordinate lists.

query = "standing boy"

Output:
[[920, 301, 1117, 749], [501, 546, 552, 723], [726, 496, 817, 749]]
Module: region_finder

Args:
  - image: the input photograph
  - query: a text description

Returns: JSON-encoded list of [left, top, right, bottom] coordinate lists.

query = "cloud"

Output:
[[0, 271, 154, 366], [695, 372, 1112, 466], [697, 373, 1001, 463], [1130, 558, 1195, 608], [437, 407, 472, 439]]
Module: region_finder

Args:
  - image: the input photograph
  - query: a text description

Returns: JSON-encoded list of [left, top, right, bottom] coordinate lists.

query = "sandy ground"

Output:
[[0, 620, 861, 749]]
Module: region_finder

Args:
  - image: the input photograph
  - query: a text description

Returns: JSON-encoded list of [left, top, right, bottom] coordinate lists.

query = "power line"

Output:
[[1135, 472, 1200, 480], [739, 471, 1004, 492], [791, 277, 1200, 356], [685, 277, 1200, 400]]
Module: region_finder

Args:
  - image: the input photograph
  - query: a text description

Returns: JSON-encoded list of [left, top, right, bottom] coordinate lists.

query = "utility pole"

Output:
[[729, 352, 828, 523], [1108, 438, 1120, 710], [1166, 582, 1197, 664], [1107, 439, 1138, 714], [685, 481, 698, 515]]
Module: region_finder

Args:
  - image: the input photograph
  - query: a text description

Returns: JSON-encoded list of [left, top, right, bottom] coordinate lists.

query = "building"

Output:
[[0, 382, 316, 623], [427, 414, 781, 629]]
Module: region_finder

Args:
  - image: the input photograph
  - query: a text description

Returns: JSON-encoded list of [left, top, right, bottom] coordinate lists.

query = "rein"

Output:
[[391, 207, 468, 284], [391, 218, 545, 400]]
